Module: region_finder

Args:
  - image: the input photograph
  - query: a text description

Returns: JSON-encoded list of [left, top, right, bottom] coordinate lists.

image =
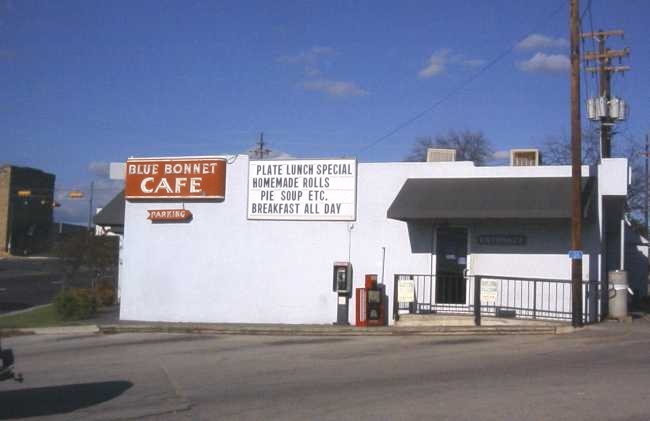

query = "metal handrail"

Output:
[[476, 274, 597, 284], [396, 273, 596, 285], [393, 273, 601, 325]]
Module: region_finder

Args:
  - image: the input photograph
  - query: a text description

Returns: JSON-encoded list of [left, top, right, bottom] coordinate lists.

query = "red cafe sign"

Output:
[[147, 209, 193, 221], [125, 157, 227, 199]]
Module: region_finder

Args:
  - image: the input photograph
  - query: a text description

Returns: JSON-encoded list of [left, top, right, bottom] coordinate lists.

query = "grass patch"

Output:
[[0, 305, 86, 329]]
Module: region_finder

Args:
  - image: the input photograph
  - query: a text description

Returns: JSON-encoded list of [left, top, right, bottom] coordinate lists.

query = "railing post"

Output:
[[583, 281, 587, 324], [393, 275, 399, 322], [474, 276, 481, 326], [533, 280, 537, 320], [430, 274, 433, 310]]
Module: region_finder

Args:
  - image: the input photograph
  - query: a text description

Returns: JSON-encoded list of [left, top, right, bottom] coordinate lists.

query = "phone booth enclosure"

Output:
[[332, 262, 353, 296]]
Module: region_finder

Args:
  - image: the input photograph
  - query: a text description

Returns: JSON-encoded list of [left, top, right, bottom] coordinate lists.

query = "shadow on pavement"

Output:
[[0, 380, 133, 419]]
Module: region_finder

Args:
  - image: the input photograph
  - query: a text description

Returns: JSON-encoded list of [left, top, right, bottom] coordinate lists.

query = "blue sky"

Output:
[[1, 0, 648, 224]]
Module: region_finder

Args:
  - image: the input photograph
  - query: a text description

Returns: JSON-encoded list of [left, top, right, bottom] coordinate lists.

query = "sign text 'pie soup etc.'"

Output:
[[247, 159, 357, 221], [125, 157, 227, 199]]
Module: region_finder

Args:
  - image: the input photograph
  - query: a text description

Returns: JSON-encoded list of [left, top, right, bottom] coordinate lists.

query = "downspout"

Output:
[[620, 216, 626, 271]]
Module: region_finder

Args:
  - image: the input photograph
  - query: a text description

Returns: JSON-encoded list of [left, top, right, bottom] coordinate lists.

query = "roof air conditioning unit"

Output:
[[510, 149, 541, 166], [426, 148, 456, 162]]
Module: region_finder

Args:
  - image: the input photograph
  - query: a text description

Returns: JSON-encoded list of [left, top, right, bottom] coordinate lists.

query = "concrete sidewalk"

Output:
[[0, 304, 577, 336]]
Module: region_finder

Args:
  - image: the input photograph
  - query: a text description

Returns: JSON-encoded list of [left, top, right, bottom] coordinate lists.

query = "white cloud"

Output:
[[493, 150, 510, 160], [269, 151, 293, 159], [517, 52, 570, 73], [460, 58, 486, 67], [516, 34, 568, 51], [418, 50, 484, 78], [310, 46, 336, 56], [299, 79, 368, 98], [88, 161, 110, 178], [280, 46, 367, 98], [278, 46, 337, 77], [418, 49, 450, 78], [245, 147, 294, 160], [278, 46, 336, 64]]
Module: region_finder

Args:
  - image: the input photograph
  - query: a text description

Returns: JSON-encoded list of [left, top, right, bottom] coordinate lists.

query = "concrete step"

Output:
[[396, 313, 566, 328]]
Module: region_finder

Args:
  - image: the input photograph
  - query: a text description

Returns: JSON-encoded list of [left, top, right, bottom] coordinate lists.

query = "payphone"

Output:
[[333, 262, 353, 325]]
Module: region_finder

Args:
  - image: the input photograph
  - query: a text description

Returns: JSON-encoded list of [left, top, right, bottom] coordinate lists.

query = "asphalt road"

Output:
[[0, 257, 95, 313], [2, 319, 650, 420]]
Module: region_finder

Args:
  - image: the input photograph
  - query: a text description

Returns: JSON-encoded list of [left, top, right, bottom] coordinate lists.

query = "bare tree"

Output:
[[542, 128, 646, 232], [619, 133, 645, 228], [405, 130, 493, 165], [541, 128, 600, 165]]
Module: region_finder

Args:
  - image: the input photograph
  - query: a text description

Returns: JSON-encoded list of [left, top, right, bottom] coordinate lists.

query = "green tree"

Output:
[[54, 232, 118, 289]]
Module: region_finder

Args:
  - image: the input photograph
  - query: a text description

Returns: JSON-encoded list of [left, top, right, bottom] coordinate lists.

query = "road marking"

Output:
[[0, 288, 7, 292], [51, 281, 63, 285]]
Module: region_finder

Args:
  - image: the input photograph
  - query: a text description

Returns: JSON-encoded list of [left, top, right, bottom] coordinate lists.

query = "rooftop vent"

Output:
[[426, 148, 456, 162], [510, 149, 541, 166]]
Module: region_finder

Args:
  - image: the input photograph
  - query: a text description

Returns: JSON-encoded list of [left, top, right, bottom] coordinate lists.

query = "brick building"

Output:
[[0, 165, 56, 255]]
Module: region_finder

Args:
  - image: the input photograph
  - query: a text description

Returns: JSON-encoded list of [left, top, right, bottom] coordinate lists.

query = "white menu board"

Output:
[[248, 159, 357, 221]]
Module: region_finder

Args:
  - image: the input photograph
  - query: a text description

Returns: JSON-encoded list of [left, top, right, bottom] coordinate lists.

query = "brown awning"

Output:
[[387, 177, 595, 221]]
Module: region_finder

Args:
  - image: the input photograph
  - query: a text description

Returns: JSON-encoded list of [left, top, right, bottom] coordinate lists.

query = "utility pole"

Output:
[[87, 181, 95, 232], [254, 132, 270, 160], [643, 133, 650, 238], [570, 0, 583, 327], [582, 30, 630, 158]]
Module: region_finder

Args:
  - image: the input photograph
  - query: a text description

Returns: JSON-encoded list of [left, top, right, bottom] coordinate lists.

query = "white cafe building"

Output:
[[114, 150, 639, 325]]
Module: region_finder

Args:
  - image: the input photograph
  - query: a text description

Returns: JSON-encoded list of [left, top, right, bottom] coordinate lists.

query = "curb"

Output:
[[1, 324, 99, 337], [97, 323, 564, 336], [0, 322, 581, 337], [0, 270, 55, 280], [0, 304, 51, 318], [30, 325, 100, 335]]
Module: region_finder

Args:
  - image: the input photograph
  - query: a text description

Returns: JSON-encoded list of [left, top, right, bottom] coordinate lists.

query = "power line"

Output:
[[357, 1, 566, 154]]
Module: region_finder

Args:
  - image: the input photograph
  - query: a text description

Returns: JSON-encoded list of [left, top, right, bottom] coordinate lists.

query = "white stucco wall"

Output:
[[120, 155, 627, 324]]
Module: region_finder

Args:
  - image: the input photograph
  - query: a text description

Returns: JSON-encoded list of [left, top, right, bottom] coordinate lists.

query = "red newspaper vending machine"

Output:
[[355, 274, 387, 327], [355, 288, 368, 327]]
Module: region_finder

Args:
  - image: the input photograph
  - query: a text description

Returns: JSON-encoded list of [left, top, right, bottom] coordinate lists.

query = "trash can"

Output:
[[608, 270, 630, 319]]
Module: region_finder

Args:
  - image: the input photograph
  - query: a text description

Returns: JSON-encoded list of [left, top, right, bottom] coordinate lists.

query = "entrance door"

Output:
[[435, 227, 468, 304]]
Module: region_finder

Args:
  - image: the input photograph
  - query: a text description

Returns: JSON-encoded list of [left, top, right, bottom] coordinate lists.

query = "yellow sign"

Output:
[[68, 191, 85, 199]]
